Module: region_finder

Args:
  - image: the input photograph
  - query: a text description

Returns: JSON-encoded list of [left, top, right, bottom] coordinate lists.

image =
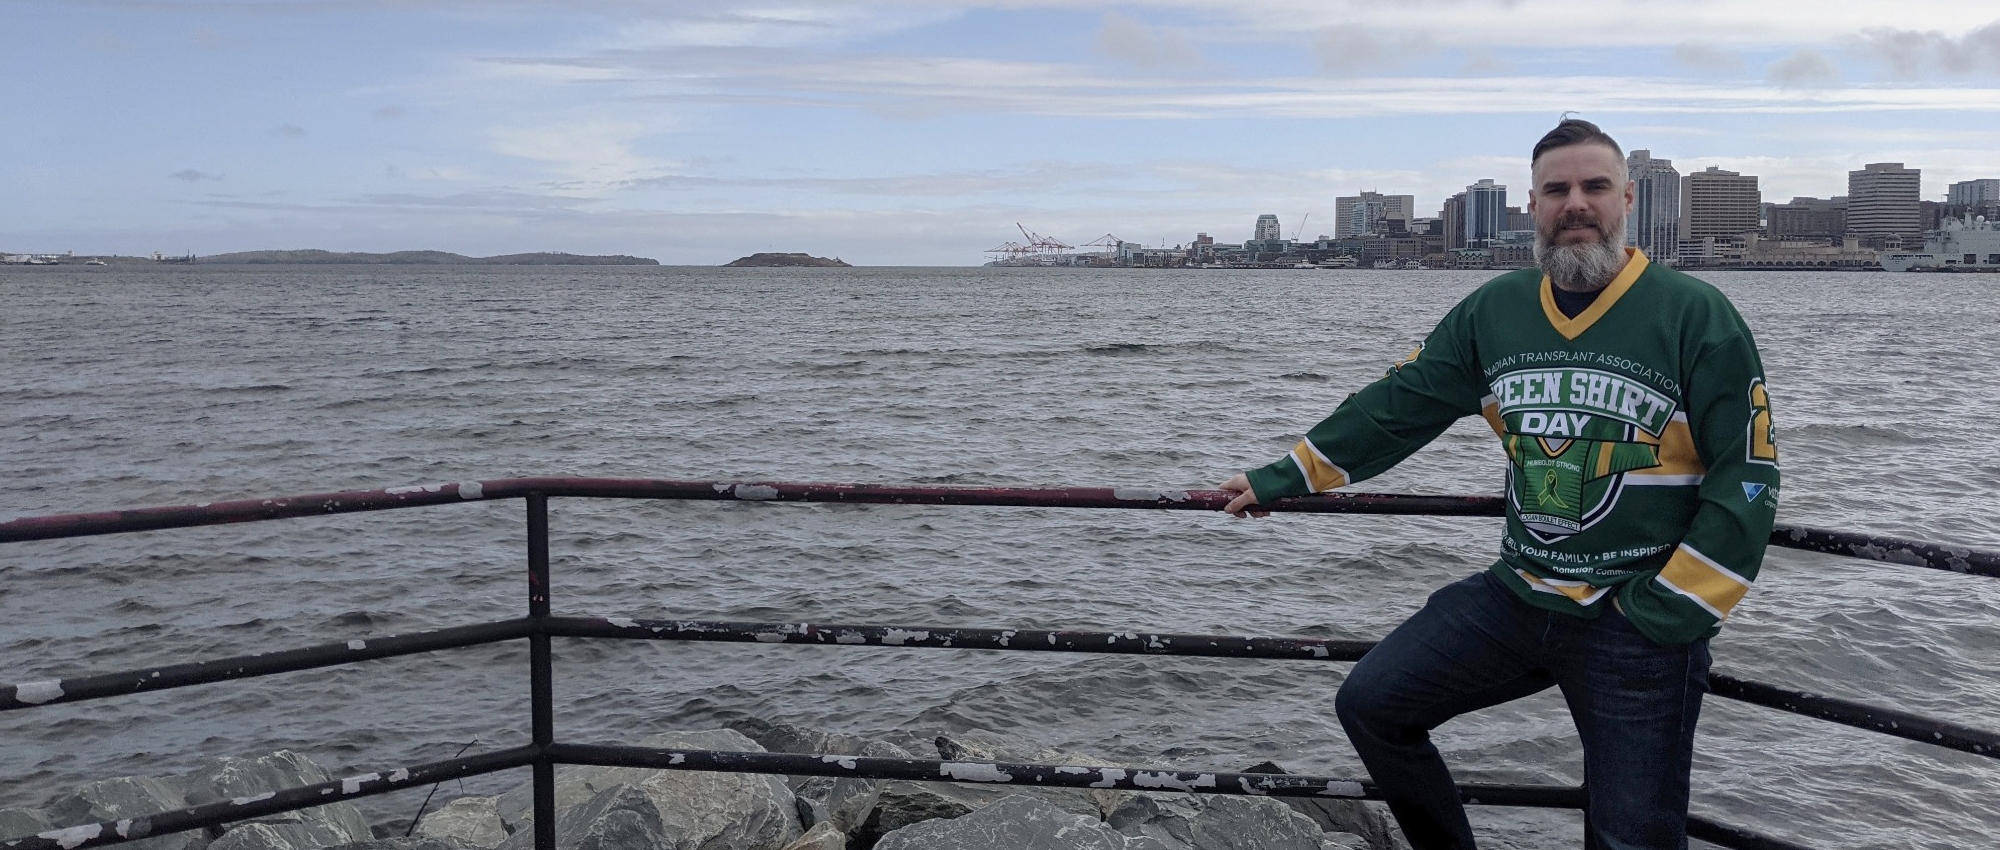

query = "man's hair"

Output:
[[1532, 117, 1623, 165]]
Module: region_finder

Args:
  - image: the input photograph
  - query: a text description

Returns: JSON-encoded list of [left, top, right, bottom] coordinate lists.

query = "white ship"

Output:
[[1880, 216, 2000, 272]]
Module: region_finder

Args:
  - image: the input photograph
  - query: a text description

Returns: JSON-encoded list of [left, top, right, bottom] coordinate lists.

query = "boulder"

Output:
[[493, 729, 799, 850], [0, 808, 53, 842], [327, 835, 495, 850], [1239, 762, 1406, 850], [44, 775, 203, 850], [414, 797, 507, 848], [727, 720, 868, 759], [182, 751, 371, 850], [775, 822, 845, 850], [1107, 793, 1348, 850], [497, 784, 671, 850], [934, 731, 1123, 818], [872, 794, 1134, 850]]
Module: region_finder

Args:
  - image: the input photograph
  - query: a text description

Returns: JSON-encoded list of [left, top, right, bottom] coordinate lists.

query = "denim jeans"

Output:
[[1334, 571, 1711, 850]]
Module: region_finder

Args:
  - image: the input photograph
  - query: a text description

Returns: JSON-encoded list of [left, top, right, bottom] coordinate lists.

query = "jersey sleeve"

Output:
[[1618, 315, 1781, 645], [1244, 304, 1489, 502]]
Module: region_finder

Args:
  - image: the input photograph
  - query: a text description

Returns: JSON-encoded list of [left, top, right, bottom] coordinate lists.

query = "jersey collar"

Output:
[[1540, 247, 1649, 340]]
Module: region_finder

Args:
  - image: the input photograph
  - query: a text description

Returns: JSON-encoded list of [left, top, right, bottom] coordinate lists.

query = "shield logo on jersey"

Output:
[[1491, 367, 1677, 543]]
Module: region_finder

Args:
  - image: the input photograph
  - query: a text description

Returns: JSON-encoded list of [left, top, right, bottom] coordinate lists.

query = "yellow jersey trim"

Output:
[[1539, 248, 1650, 341]]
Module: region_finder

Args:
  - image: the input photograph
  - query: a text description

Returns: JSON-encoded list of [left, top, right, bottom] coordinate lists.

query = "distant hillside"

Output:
[[200, 249, 659, 265], [724, 253, 852, 268]]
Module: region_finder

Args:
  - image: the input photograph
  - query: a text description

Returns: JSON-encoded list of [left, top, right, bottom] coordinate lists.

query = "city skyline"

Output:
[[4, 2, 1998, 265]]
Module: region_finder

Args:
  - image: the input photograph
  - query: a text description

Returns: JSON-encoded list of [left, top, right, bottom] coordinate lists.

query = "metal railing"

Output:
[[3, 478, 1997, 850]]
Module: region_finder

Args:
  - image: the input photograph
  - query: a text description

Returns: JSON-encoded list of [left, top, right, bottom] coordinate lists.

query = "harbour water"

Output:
[[3, 265, 1997, 848]]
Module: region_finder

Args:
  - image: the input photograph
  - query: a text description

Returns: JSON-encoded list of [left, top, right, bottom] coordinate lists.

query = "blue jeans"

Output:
[[1334, 571, 1711, 850]]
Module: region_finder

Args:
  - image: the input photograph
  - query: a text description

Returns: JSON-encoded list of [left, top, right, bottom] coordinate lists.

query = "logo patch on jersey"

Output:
[[1492, 366, 1679, 542], [1742, 482, 1766, 502]]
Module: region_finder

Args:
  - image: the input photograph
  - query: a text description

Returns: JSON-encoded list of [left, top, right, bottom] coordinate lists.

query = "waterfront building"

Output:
[[1847, 163, 1922, 250], [1254, 214, 1282, 242], [1626, 150, 1681, 261], [1464, 179, 1507, 246], [1334, 192, 1415, 237], [1442, 193, 1467, 250], [1947, 178, 2000, 207], [1680, 166, 1760, 243], [1504, 206, 1532, 232], [1768, 197, 1847, 242]]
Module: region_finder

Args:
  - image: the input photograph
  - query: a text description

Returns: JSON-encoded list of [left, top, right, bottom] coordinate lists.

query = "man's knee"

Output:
[[1334, 664, 1390, 733]]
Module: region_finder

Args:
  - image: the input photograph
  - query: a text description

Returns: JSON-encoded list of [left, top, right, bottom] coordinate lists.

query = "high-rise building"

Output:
[[1253, 214, 1282, 242], [1334, 192, 1415, 237], [1679, 167, 1760, 242], [1442, 193, 1467, 250], [1464, 179, 1507, 245], [1947, 178, 1999, 207], [1847, 163, 1922, 249], [1625, 150, 1681, 261], [1768, 197, 1847, 242]]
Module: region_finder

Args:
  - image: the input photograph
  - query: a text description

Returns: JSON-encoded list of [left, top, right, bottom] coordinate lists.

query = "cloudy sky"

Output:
[[5, 1, 1998, 265]]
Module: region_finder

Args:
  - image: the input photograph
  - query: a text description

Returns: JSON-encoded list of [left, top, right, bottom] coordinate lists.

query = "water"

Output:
[[3, 265, 1998, 848]]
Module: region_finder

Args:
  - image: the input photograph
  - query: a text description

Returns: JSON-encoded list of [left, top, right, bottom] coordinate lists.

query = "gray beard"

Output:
[[1535, 235, 1626, 292]]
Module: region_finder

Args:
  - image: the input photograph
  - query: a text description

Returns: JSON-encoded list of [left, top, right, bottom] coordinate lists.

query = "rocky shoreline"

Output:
[[0, 720, 1408, 850]]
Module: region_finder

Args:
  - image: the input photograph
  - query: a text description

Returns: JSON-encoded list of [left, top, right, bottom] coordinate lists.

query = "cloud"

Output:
[[1768, 49, 1841, 89], [273, 123, 306, 137], [488, 120, 669, 188], [171, 169, 223, 182], [1854, 21, 2000, 77], [1671, 43, 1746, 75], [1314, 26, 1432, 76], [1097, 12, 1204, 69]]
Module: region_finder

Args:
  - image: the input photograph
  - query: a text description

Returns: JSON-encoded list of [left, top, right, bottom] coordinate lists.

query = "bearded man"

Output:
[[1220, 118, 1780, 849]]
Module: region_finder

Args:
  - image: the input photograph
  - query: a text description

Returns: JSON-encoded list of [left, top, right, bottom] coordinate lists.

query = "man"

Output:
[[1218, 119, 1779, 850]]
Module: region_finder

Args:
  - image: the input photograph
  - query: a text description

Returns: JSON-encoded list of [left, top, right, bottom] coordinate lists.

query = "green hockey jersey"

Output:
[[1245, 249, 1779, 646]]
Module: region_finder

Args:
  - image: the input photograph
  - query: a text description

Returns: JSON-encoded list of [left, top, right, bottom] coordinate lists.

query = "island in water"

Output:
[[724, 253, 851, 268]]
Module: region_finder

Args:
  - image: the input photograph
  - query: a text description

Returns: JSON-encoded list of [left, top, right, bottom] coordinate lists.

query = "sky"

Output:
[[4, 1, 1998, 265]]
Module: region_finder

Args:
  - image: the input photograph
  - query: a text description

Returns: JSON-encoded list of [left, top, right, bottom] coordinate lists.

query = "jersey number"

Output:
[[1746, 379, 1777, 465]]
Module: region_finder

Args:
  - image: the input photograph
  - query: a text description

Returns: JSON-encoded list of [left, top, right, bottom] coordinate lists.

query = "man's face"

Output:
[[1528, 142, 1635, 247]]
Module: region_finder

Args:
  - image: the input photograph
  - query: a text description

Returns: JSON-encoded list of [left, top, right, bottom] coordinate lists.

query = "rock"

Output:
[[181, 751, 371, 850], [493, 729, 799, 850], [934, 731, 1124, 818], [414, 797, 507, 848], [1319, 834, 1371, 850], [873, 794, 1133, 850], [1239, 762, 1406, 850], [0, 808, 53, 842], [499, 784, 672, 850], [44, 775, 203, 850], [776, 822, 845, 850], [1108, 793, 1344, 850], [727, 720, 868, 759], [327, 839, 486, 850], [1186, 796, 1327, 850]]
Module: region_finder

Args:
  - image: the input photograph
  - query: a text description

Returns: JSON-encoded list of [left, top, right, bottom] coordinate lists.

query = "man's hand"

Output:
[[1218, 473, 1271, 518]]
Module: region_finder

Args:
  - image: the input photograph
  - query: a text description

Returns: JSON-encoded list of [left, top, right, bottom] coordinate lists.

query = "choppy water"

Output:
[[3, 265, 1998, 848]]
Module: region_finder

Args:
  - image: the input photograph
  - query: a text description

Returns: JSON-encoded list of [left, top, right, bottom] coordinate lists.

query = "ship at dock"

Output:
[[1880, 216, 2000, 272]]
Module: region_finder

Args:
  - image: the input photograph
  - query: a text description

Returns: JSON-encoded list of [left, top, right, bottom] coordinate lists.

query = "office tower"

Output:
[[1464, 179, 1506, 245], [1679, 167, 1760, 241], [1442, 193, 1467, 250], [1947, 179, 1999, 206], [1254, 214, 1282, 242], [1767, 197, 1847, 241], [1626, 150, 1681, 260], [1847, 163, 1922, 248], [1334, 192, 1416, 237]]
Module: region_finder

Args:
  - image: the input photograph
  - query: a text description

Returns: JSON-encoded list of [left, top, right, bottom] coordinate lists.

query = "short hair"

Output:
[[1532, 117, 1623, 165]]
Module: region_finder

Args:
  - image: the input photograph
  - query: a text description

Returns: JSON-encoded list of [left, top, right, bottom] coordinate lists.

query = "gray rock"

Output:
[[414, 797, 507, 848], [1319, 834, 1371, 850], [503, 784, 672, 850], [1239, 762, 1406, 850], [1187, 796, 1327, 850], [0, 808, 54, 842], [933, 731, 1124, 818], [328, 838, 486, 850], [775, 822, 845, 850], [493, 729, 799, 850], [44, 775, 203, 850], [1106, 794, 1201, 848], [727, 720, 868, 758], [873, 794, 1133, 850], [182, 751, 371, 849], [791, 777, 832, 830]]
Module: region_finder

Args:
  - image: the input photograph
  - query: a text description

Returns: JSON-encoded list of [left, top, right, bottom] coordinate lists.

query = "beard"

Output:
[[1534, 212, 1627, 292]]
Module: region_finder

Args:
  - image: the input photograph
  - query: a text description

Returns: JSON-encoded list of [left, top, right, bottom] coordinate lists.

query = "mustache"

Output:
[[1551, 212, 1604, 233]]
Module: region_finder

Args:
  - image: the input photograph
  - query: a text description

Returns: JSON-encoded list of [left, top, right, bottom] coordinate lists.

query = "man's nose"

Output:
[[1563, 189, 1591, 212]]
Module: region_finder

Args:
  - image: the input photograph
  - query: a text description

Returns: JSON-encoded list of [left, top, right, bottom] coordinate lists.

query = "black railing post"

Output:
[[526, 493, 555, 850]]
